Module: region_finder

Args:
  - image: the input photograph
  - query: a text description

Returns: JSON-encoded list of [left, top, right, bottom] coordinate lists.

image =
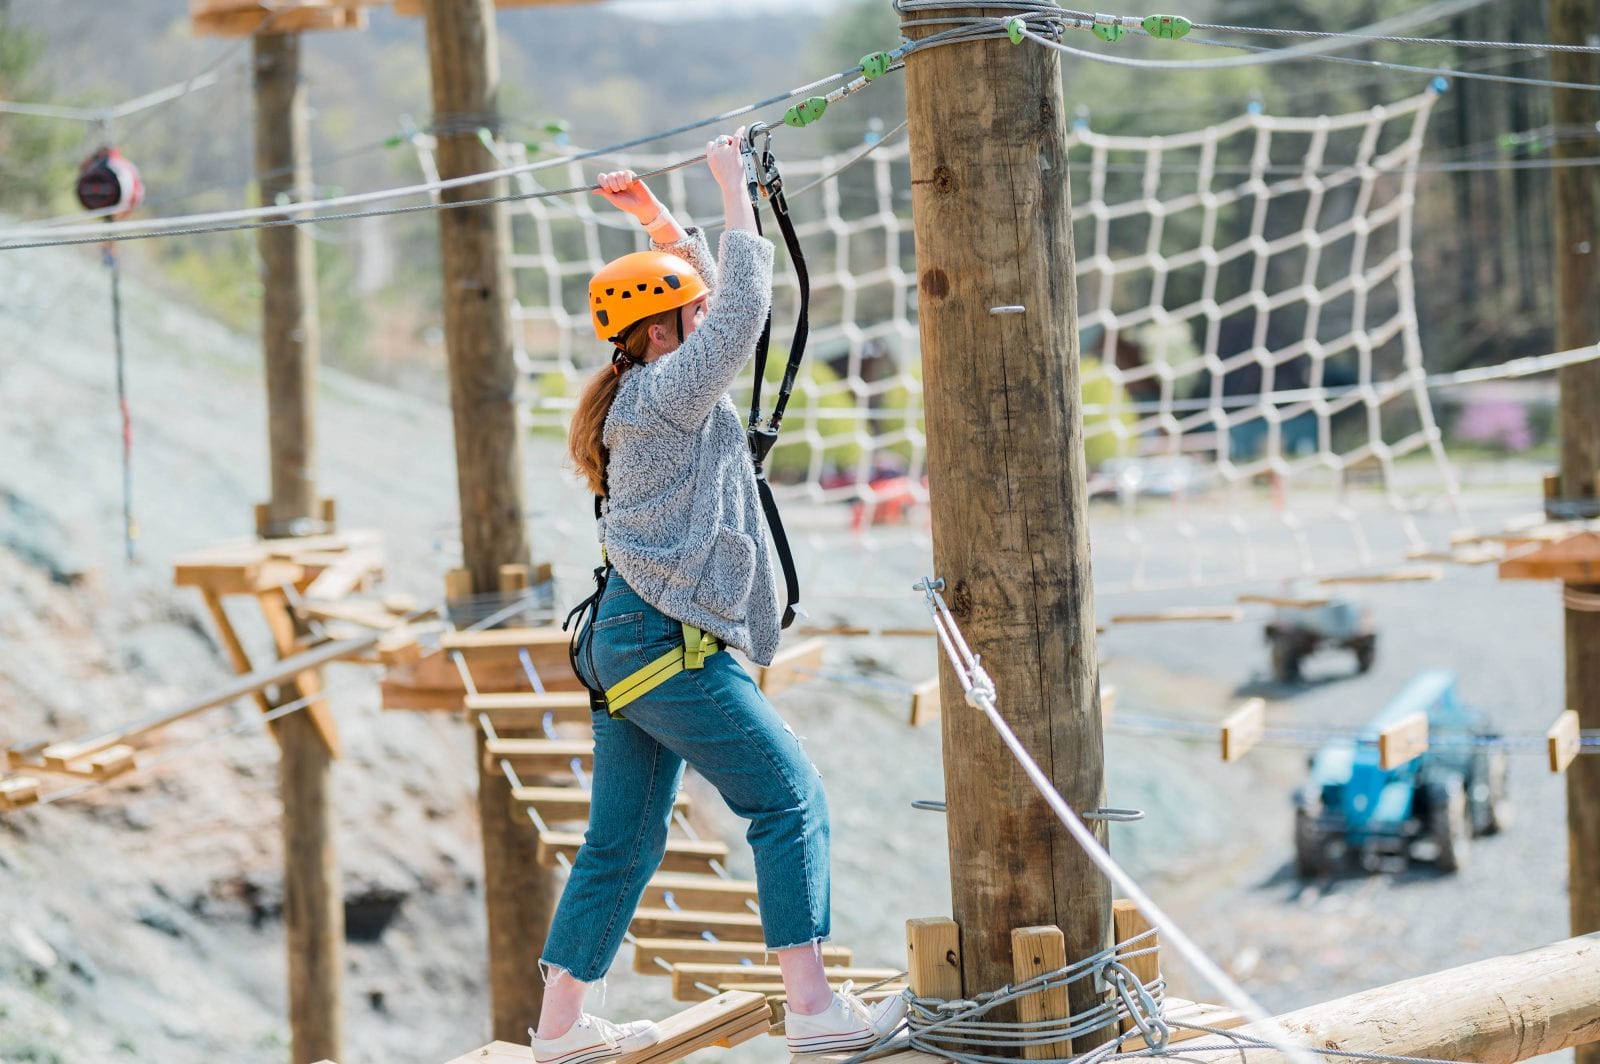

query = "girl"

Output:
[[530, 133, 907, 1064]]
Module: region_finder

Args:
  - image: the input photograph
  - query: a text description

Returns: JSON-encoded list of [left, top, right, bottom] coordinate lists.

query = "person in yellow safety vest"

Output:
[[531, 132, 908, 1064]]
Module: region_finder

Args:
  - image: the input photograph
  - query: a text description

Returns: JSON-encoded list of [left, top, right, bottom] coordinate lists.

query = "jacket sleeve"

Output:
[[636, 228, 774, 434]]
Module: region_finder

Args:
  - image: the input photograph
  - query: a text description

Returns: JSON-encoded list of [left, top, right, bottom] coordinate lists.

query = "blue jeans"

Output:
[[541, 573, 831, 983]]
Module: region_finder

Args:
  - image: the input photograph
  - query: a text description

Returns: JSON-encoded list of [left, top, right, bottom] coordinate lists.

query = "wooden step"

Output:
[[536, 832, 728, 874], [671, 964, 903, 1002], [632, 937, 853, 975], [442, 990, 770, 1064], [466, 690, 595, 728], [513, 785, 690, 824], [484, 738, 593, 777], [629, 907, 765, 942], [639, 872, 758, 913], [0, 777, 40, 811]]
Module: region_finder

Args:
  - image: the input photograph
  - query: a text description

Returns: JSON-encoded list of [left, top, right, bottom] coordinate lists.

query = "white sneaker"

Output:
[[530, 1013, 662, 1064], [785, 982, 909, 1055]]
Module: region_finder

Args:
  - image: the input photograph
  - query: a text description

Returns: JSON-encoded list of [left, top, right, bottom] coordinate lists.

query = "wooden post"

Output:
[[1112, 900, 1159, 1035], [903, 8, 1110, 1051], [419, 0, 528, 595], [905, 917, 963, 1000], [1551, 11, 1600, 1064], [1011, 926, 1069, 1060], [254, 28, 340, 1064], [254, 30, 320, 537], [418, 0, 541, 1037]]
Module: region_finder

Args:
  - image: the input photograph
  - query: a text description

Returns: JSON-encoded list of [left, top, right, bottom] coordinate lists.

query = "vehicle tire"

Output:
[[1353, 639, 1376, 674], [1482, 747, 1512, 835], [1294, 809, 1326, 878], [1272, 638, 1302, 685], [1427, 778, 1471, 873]]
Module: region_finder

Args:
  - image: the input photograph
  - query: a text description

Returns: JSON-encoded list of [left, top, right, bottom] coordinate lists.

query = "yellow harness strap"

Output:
[[603, 622, 719, 716]]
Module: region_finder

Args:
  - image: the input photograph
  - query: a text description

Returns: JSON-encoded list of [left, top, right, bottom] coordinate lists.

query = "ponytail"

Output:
[[568, 306, 680, 496]]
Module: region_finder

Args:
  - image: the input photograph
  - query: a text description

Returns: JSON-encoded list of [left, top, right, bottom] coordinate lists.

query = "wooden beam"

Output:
[[280, 709, 344, 1064], [636, 873, 757, 914], [1550, 710, 1582, 774], [536, 832, 728, 875], [1499, 531, 1600, 583], [905, 917, 962, 1000], [1377, 710, 1429, 770], [629, 908, 765, 942], [0, 777, 41, 811], [753, 637, 826, 696], [484, 737, 593, 777], [191, 1, 366, 37], [174, 556, 305, 595], [1220, 698, 1266, 763], [631, 938, 852, 975], [1168, 932, 1600, 1064], [258, 588, 341, 757], [909, 677, 940, 727], [1109, 607, 1244, 625], [1237, 592, 1331, 609], [199, 589, 273, 716], [1011, 926, 1069, 1060], [670, 964, 902, 1003], [1319, 567, 1443, 586], [466, 691, 594, 728], [512, 784, 690, 823]]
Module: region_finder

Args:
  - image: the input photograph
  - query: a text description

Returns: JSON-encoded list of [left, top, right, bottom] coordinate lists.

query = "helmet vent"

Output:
[[664, 275, 681, 290], [636, 283, 648, 292], [653, 286, 664, 294]]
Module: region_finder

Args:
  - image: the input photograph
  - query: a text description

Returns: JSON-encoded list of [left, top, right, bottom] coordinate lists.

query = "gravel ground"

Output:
[[0, 236, 1581, 1064]]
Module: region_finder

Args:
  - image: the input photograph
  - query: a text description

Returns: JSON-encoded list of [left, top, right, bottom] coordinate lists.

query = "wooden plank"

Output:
[[173, 557, 305, 595], [380, 679, 469, 712], [909, 677, 940, 727], [484, 738, 593, 777], [672, 964, 901, 1003], [537, 832, 728, 874], [637, 873, 758, 914], [467, 691, 595, 727], [441, 626, 570, 652], [1500, 531, 1600, 583], [632, 938, 852, 975], [513, 785, 690, 823], [258, 588, 342, 757], [1318, 566, 1443, 586], [1378, 710, 1429, 771], [753, 637, 826, 697], [1220, 698, 1266, 763], [1011, 926, 1070, 1059], [1549, 710, 1582, 773], [0, 777, 40, 811], [1405, 545, 1501, 566], [1109, 607, 1244, 624], [629, 908, 765, 942], [905, 917, 962, 999], [1113, 900, 1160, 1035], [191, 2, 365, 37], [199, 589, 275, 717], [1237, 592, 1333, 609], [621, 991, 771, 1064]]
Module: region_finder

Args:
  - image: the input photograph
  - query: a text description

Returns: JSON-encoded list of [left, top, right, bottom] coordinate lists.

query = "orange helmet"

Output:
[[589, 251, 709, 342]]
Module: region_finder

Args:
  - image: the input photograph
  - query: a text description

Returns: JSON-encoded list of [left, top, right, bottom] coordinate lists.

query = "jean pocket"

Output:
[[692, 527, 757, 620], [588, 611, 651, 690]]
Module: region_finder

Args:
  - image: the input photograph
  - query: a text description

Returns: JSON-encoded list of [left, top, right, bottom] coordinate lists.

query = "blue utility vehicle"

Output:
[[1292, 669, 1508, 877]]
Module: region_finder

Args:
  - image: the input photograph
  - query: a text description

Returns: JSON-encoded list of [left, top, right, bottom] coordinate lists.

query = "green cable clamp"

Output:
[[784, 96, 829, 128], [859, 51, 892, 80], [1141, 13, 1192, 39], [384, 134, 406, 149], [1006, 16, 1026, 44], [1092, 21, 1126, 42]]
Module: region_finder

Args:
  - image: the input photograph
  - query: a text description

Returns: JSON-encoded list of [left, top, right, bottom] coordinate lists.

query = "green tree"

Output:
[[0, 16, 80, 214]]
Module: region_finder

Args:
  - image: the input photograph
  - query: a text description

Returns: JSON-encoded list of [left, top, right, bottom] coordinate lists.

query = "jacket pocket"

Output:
[[692, 527, 757, 620]]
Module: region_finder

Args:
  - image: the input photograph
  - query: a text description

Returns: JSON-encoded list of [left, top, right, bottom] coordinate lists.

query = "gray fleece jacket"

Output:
[[598, 226, 782, 665]]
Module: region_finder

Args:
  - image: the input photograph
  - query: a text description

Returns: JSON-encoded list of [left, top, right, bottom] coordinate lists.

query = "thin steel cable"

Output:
[[1179, 19, 1600, 54], [915, 576, 1322, 1064], [0, 60, 885, 247]]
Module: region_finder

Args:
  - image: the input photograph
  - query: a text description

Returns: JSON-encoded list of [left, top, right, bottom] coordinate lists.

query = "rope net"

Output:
[[414, 86, 1487, 593]]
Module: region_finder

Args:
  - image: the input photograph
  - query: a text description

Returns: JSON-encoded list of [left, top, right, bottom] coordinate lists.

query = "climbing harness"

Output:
[[77, 146, 145, 563], [563, 554, 719, 718], [741, 123, 808, 629]]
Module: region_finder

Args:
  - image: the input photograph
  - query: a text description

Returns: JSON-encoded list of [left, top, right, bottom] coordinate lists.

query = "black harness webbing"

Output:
[[743, 126, 808, 629]]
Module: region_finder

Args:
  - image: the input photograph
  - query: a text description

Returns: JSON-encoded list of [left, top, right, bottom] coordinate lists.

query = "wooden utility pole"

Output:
[[418, 0, 543, 1041], [256, 31, 320, 536], [902, 8, 1110, 1051], [1551, 7, 1600, 1064], [254, 30, 343, 1064]]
